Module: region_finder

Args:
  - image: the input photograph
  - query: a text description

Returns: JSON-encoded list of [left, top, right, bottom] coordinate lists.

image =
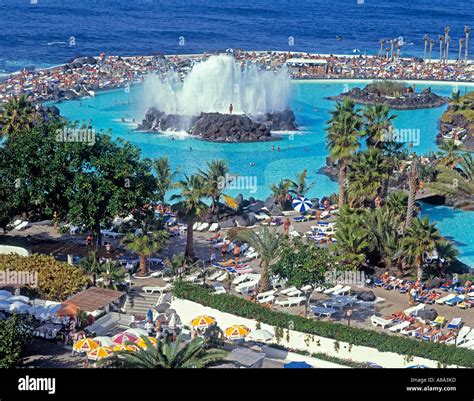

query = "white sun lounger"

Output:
[[258, 295, 275, 304], [232, 274, 254, 286], [216, 273, 232, 282], [323, 284, 343, 295], [436, 293, 456, 304], [456, 327, 473, 346], [404, 303, 425, 316], [208, 223, 219, 232], [235, 280, 259, 294], [289, 230, 300, 237], [14, 221, 29, 231], [370, 315, 394, 329], [280, 286, 299, 295], [257, 290, 276, 300], [143, 286, 168, 295], [214, 284, 226, 294], [389, 321, 411, 333], [285, 288, 303, 297], [458, 339, 474, 349], [209, 271, 225, 281], [197, 223, 210, 232], [193, 222, 200, 230], [275, 296, 306, 308], [333, 285, 351, 296]]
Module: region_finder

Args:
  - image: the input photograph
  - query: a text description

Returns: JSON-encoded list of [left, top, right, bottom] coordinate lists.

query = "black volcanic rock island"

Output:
[[137, 108, 297, 142], [327, 81, 448, 110]]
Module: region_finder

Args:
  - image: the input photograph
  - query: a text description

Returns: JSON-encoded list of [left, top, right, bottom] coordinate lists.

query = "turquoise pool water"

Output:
[[54, 80, 473, 267]]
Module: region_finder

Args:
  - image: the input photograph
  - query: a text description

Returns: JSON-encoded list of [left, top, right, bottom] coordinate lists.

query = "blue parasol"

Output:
[[292, 197, 313, 213], [284, 361, 312, 369]]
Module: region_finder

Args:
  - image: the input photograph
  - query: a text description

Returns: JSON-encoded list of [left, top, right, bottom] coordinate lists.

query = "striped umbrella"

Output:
[[191, 315, 216, 329], [225, 325, 251, 340], [112, 332, 138, 345], [73, 338, 99, 352], [87, 346, 113, 361], [292, 197, 313, 213]]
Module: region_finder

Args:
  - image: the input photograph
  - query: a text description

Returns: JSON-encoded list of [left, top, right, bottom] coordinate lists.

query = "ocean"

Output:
[[1, 0, 473, 74]]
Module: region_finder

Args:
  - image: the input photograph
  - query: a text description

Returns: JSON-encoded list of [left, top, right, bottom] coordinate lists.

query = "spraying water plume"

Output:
[[141, 55, 291, 116]]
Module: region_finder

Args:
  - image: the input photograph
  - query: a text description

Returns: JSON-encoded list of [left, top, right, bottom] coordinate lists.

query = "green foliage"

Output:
[[0, 254, 89, 301], [173, 282, 474, 367], [0, 315, 33, 368], [104, 335, 227, 368], [153, 156, 178, 205]]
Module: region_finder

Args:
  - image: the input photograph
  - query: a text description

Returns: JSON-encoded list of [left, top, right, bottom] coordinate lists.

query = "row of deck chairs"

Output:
[[192, 222, 220, 232]]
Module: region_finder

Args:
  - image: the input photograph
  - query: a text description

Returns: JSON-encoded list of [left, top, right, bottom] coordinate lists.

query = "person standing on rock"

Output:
[[229, 103, 233, 114], [283, 218, 291, 236]]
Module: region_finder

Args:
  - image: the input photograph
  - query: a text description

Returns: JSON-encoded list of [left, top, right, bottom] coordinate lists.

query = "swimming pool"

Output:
[[54, 79, 473, 267]]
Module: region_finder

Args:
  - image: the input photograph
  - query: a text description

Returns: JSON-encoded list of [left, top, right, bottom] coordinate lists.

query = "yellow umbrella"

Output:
[[191, 315, 216, 329], [135, 337, 158, 349], [112, 343, 138, 352], [73, 338, 99, 352], [223, 194, 238, 210], [225, 325, 251, 340], [87, 346, 113, 361]]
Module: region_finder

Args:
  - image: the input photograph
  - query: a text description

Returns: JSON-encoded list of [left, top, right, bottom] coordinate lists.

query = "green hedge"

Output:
[[173, 282, 474, 367]]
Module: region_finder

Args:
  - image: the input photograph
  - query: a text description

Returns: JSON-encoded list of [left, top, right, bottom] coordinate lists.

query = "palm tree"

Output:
[[464, 26, 471, 61], [378, 39, 385, 58], [363, 104, 396, 148], [435, 240, 459, 270], [326, 98, 363, 208], [423, 34, 429, 62], [333, 214, 371, 268], [386, 191, 409, 220], [233, 227, 280, 292], [438, 35, 444, 63], [405, 156, 419, 228], [437, 140, 462, 167], [171, 174, 208, 260], [444, 26, 451, 63], [199, 159, 230, 217], [0, 94, 34, 136], [285, 169, 314, 197], [78, 251, 101, 286], [270, 179, 291, 209], [401, 217, 442, 280], [458, 38, 465, 62], [98, 261, 127, 290], [429, 38, 435, 63], [347, 148, 389, 207], [122, 231, 168, 276], [105, 335, 227, 368], [153, 156, 178, 205]]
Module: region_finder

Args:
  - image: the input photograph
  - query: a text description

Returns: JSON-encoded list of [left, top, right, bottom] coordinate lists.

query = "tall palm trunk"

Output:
[[416, 256, 423, 281], [405, 160, 418, 228], [185, 221, 195, 260], [139, 255, 148, 276], [258, 262, 271, 293], [338, 161, 347, 208], [465, 30, 470, 61]]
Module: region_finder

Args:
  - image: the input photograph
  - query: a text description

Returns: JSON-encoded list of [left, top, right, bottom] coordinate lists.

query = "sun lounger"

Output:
[[143, 286, 168, 295], [389, 321, 411, 333], [14, 221, 29, 231], [422, 329, 442, 342], [197, 222, 210, 232], [404, 303, 425, 316], [232, 274, 253, 286], [370, 315, 394, 329], [208, 271, 225, 281], [311, 306, 337, 317], [436, 293, 456, 304], [280, 286, 299, 295], [214, 284, 226, 294], [292, 216, 307, 223], [445, 296, 464, 306], [289, 230, 300, 237], [192, 222, 200, 230], [447, 317, 463, 330], [257, 290, 276, 300], [235, 280, 259, 294], [323, 284, 343, 295], [216, 272, 232, 282], [275, 296, 306, 308], [285, 288, 303, 297], [333, 285, 351, 296], [258, 294, 275, 304], [208, 223, 219, 232], [400, 325, 419, 336]]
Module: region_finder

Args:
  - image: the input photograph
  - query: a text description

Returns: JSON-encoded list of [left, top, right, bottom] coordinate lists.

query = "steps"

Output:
[[123, 289, 162, 316]]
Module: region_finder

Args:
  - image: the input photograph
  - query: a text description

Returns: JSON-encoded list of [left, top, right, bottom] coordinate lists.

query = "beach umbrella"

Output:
[[124, 328, 149, 338], [407, 365, 429, 369], [225, 325, 251, 340], [112, 332, 138, 345], [191, 315, 216, 329], [87, 346, 113, 361], [73, 338, 99, 352], [93, 336, 115, 347], [246, 329, 274, 343], [112, 343, 137, 352], [284, 361, 312, 369], [168, 313, 177, 330], [135, 337, 158, 349], [9, 301, 31, 314], [292, 197, 313, 213], [56, 302, 79, 317]]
